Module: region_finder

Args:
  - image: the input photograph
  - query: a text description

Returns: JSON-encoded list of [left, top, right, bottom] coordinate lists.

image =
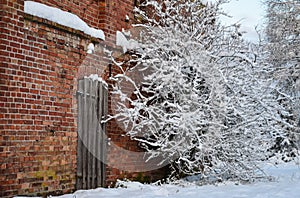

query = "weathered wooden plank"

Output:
[[87, 78, 94, 189], [97, 83, 104, 187], [76, 79, 84, 190], [101, 83, 108, 186], [91, 80, 98, 188], [95, 112, 101, 187], [82, 78, 90, 189]]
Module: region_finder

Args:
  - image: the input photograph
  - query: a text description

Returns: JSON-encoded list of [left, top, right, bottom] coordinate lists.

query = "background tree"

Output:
[[263, 0, 300, 158]]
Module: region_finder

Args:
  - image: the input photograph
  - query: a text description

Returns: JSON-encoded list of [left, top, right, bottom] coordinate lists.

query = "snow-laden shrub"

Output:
[[110, 0, 294, 183]]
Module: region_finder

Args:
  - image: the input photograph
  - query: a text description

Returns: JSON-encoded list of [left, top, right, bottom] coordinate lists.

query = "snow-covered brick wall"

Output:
[[24, 1, 105, 40], [116, 31, 139, 53]]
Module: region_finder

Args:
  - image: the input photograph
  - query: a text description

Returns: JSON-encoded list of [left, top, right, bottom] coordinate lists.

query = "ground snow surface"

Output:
[[16, 161, 300, 198]]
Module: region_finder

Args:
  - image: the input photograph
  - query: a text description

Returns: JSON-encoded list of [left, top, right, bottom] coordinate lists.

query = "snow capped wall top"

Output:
[[24, 1, 105, 40], [116, 30, 139, 53]]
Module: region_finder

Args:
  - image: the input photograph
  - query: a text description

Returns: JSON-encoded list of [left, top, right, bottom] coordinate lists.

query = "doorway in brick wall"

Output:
[[76, 78, 108, 189]]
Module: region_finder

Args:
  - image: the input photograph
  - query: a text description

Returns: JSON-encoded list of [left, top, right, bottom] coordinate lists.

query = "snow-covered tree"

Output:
[[263, 0, 300, 159], [265, 0, 300, 67], [110, 0, 290, 183]]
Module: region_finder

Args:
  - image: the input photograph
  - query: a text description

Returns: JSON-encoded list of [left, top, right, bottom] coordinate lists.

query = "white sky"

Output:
[[219, 0, 266, 42]]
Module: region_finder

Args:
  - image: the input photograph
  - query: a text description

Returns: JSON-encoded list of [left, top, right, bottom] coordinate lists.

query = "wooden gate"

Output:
[[76, 78, 108, 189]]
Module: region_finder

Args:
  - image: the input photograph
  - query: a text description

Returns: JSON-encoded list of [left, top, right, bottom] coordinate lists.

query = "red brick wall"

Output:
[[0, 0, 94, 196], [0, 0, 168, 197]]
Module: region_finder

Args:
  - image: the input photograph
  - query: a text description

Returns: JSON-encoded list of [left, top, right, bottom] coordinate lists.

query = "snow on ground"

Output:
[[15, 161, 299, 198]]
